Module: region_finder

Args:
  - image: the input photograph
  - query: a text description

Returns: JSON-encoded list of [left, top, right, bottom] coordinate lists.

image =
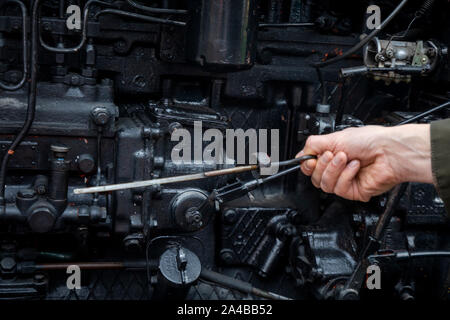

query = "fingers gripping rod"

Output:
[[73, 155, 316, 195]]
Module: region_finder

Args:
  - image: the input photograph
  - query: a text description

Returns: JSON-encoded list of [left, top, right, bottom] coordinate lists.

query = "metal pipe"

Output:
[[200, 268, 292, 300], [397, 101, 450, 125], [39, 0, 115, 53], [125, 0, 187, 14], [0, 0, 28, 91], [35, 262, 125, 270], [94, 9, 186, 26], [34, 260, 156, 270], [0, 0, 39, 206]]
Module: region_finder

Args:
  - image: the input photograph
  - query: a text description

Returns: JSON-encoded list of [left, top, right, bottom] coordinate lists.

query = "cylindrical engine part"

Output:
[[186, 0, 257, 71], [49, 145, 70, 213]]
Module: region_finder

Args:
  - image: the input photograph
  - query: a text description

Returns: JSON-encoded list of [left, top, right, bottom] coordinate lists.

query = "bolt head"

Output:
[[0, 257, 16, 272], [224, 209, 237, 224]]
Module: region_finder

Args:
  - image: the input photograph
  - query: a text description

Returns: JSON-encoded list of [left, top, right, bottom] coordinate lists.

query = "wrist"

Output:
[[386, 124, 432, 184]]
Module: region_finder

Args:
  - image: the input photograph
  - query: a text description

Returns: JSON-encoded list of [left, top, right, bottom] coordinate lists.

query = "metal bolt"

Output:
[[224, 209, 237, 224], [71, 75, 80, 86], [220, 250, 234, 264], [91, 107, 110, 126]]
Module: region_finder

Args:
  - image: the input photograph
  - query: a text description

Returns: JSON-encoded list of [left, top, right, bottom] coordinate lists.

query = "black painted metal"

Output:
[[0, 0, 448, 301]]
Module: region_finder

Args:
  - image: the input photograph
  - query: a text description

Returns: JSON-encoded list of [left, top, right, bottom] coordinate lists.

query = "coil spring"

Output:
[[415, 0, 435, 18]]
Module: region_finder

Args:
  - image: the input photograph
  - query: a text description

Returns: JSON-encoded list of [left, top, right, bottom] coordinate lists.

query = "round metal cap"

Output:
[[158, 247, 201, 287]]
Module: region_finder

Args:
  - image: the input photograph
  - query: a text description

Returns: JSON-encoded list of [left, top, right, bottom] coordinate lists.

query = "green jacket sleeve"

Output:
[[430, 118, 450, 213]]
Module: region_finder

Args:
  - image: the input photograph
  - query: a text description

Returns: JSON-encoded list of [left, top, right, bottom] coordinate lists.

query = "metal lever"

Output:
[[73, 155, 316, 195]]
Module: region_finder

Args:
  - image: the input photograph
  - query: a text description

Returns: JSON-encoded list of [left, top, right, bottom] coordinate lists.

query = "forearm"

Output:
[[383, 124, 433, 184]]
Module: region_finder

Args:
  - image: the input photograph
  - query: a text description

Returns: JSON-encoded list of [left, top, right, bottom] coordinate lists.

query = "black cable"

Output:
[[261, 165, 301, 184], [0, 0, 28, 91], [125, 0, 187, 15], [313, 0, 409, 68], [259, 156, 317, 184], [397, 101, 450, 125], [275, 155, 317, 167], [0, 0, 40, 205]]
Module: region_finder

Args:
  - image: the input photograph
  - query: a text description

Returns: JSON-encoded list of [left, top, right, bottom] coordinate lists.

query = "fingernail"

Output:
[[333, 156, 342, 165], [349, 160, 359, 168], [296, 150, 304, 158]]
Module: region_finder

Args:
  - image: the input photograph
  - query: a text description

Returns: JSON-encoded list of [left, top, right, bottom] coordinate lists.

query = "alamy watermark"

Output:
[[366, 264, 381, 290], [366, 5, 381, 30], [66, 265, 81, 290], [64, 4, 382, 31], [170, 121, 280, 175]]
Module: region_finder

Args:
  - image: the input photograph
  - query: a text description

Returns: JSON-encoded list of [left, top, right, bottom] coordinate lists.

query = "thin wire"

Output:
[[0, 0, 28, 91], [125, 0, 187, 15], [383, 16, 418, 55]]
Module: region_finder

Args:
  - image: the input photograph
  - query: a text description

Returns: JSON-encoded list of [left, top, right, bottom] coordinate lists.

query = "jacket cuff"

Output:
[[430, 118, 450, 214]]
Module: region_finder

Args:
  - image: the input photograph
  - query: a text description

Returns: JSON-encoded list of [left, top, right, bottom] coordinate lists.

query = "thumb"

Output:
[[296, 133, 336, 176]]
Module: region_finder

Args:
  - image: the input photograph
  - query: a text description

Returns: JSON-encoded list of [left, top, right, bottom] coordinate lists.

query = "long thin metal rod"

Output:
[[94, 9, 186, 26], [397, 101, 450, 125], [36, 262, 125, 270], [73, 155, 317, 195], [74, 165, 258, 194], [259, 22, 315, 28]]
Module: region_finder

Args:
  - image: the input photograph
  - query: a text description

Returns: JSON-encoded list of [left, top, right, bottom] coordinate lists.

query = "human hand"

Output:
[[296, 124, 432, 202]]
